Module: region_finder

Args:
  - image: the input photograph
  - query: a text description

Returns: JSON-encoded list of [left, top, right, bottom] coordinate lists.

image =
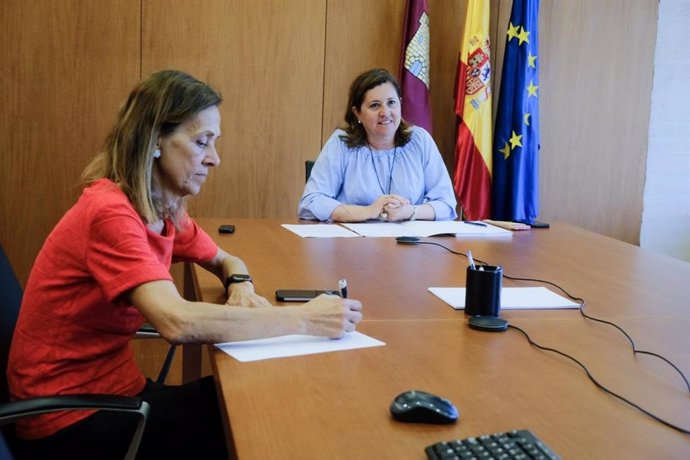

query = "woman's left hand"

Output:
[[226, 282, 272, 308]]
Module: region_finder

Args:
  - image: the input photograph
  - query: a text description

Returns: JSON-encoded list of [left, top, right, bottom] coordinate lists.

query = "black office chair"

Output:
[[0, 244, 150, 460], [305, 160, 315, 183]]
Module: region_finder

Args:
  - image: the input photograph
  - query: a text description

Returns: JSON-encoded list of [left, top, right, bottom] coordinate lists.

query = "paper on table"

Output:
[[342, 221, 512, 238], [282, 223, 361, 238], [428, 287, 579, 310], [214, 331, 385, 362]]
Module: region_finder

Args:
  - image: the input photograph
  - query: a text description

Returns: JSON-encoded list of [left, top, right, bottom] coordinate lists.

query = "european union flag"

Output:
[[492, 0, 540, 223]]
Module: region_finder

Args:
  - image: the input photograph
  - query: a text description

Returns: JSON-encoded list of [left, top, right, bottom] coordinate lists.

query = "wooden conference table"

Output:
[[187, 218, 690, 459]]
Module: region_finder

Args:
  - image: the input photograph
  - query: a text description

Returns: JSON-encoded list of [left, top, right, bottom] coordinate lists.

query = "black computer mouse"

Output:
[[389, 390, 459, 424]]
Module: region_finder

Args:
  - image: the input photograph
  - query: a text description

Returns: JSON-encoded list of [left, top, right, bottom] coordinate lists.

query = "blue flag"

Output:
[[492, 0, 540, 223]]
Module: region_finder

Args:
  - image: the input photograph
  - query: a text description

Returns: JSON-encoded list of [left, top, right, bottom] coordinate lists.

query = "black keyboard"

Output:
[[425, 429, 560, 460]]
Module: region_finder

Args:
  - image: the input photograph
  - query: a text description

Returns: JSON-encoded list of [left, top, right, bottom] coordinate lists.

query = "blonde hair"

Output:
[[82, 70, 222, 227]]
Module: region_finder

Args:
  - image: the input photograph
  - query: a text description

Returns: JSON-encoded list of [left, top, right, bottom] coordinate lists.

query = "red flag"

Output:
[[453, 0, 493, 220], [399, 0, 432, 133]]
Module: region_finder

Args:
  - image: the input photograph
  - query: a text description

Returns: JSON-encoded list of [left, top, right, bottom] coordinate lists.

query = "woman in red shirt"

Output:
[[8, 70, 363, 459]]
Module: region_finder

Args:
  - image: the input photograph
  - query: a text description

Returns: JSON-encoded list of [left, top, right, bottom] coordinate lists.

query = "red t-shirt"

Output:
[[8, 179, 218, 439]]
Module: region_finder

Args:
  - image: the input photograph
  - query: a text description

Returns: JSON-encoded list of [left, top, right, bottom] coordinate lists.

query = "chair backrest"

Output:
[[0, 245, 23, 404], [305, 160, 315, 183]]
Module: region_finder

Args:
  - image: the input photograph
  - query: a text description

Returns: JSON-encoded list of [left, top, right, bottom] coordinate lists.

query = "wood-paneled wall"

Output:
[[1, 0, 658, 287], [539, 0, 657, 243], [1, 0, 140, 283], [143, 0, 328, 220]]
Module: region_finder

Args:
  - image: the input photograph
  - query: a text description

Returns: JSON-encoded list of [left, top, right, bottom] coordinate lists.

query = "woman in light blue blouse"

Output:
[[298, 68, 457, 222]]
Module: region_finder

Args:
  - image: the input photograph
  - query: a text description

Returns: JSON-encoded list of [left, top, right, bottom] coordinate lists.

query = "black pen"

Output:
[[338, 279, 348, 298], [464, 221, 487, 227]]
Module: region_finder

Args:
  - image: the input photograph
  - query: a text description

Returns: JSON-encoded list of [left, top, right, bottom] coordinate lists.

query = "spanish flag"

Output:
[[453, 0, 492, 221]]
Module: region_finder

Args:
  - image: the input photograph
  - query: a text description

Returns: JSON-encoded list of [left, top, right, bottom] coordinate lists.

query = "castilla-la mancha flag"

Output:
[[452, 0, 492, 220], [399, 0, 433, 134]]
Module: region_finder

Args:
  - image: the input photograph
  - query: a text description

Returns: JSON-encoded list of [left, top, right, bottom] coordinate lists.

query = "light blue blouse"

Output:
[[298, 127, 458, 221]]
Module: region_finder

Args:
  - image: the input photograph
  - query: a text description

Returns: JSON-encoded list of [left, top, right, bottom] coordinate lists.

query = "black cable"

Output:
[[508, 324, 690, 435], [501, 273, 690, 394], [411, 240, 690, 391], [404, 240, 690, 433]]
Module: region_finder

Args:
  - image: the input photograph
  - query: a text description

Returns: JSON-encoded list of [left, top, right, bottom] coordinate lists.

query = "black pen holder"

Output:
[[465, 265, 503, 317]]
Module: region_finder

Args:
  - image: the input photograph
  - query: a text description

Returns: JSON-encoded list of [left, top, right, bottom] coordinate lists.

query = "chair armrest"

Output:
[[0, 395, 150, 460], [0, 394, 144, 425]]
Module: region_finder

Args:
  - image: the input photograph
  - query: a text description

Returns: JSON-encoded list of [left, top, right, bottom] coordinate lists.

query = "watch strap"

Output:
[[224, 274, 252, 290]]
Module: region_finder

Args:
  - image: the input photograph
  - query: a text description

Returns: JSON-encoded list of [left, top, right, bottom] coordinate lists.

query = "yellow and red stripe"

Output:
[[453, 0, 492, 220]]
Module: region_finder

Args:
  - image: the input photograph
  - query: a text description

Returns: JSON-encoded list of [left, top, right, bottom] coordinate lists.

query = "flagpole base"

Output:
[[526, 220, 550, 229]]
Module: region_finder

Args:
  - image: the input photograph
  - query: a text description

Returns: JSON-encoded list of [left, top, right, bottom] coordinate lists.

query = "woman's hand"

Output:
[[301, 294, 363, 338], [330, 194, 410, 222], [372, 194, 409, 220], [226, 282, 272, 308], [384, 202, 416, 222]]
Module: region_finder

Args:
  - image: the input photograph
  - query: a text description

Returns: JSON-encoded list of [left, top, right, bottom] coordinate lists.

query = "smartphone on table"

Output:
[[275, 289, 340, 302]]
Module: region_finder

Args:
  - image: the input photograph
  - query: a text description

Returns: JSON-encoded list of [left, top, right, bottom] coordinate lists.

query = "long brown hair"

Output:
[[339, 68, 412, 148], [81, 70, 222, 227]]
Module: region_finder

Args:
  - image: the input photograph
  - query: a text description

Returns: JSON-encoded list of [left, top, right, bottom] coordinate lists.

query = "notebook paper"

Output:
[[215, 331, 385, 362], [343, 221, 512, 237], [428, 286, 579, 310]]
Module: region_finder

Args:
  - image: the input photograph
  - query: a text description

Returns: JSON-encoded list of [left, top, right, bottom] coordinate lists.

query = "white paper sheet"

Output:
[[428, 286, 579, 310], [214, 331, 385, 362], [282, 224, 361, 238], [342, 221, 512, 238]]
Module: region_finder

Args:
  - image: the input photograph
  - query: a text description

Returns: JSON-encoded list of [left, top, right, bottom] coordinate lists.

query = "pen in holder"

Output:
[[465, 265, 503, 317]]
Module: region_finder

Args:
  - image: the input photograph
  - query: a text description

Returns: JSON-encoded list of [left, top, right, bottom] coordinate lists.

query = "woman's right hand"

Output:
[[301, 294, 363, 338], [371, 194, 409, 219]]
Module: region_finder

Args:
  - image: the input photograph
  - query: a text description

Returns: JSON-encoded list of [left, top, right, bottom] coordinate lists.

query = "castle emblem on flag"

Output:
[[404, 12, 430, 89]]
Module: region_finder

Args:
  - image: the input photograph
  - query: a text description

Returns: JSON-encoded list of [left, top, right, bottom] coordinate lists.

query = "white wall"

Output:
[[641, 0, 690, 262]]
